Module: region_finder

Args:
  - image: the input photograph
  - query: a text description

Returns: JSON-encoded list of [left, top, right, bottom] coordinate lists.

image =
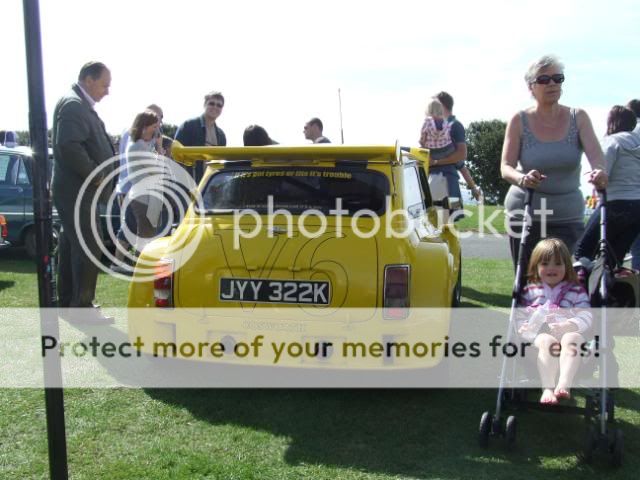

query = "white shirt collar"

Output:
[[77, 83, 96, 109]]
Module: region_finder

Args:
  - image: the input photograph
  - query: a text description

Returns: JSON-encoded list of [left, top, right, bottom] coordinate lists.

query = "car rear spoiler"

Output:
[[170, 141, 420, 167]]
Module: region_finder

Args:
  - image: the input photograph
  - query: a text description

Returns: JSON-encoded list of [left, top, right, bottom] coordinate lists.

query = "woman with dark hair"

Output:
[[574, 106, 640, 264], [243, 124, 277, 146], [126, 109, 162, 252], [501, 54, 608, 269]]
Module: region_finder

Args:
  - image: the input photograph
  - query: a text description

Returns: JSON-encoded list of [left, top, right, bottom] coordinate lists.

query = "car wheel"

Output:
[[451, 256, 462, 307], [24, 228, 37, 259]]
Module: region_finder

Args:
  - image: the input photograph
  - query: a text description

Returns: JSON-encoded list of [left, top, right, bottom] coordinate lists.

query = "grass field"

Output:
[[1, 248, 638, 479], [453, 204, 507, 235]]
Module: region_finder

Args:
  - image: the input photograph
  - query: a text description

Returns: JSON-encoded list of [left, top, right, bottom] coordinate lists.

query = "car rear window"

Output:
[[201, 167, 389, 215]]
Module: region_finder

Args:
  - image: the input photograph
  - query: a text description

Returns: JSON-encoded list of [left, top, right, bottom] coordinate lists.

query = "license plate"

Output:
[[219, 278, 330, 305]]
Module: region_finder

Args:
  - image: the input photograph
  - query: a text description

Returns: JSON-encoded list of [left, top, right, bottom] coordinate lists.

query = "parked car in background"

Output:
[[0, 144, 59, 257], [0, 142, 121, 258]]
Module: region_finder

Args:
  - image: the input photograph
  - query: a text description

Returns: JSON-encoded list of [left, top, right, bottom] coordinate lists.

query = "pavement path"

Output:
[[458, 232, 510, 260]]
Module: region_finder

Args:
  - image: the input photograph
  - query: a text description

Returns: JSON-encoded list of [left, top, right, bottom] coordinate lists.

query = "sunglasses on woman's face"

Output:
[[207, 101, 224, 108], [534, 73, 565, 85]]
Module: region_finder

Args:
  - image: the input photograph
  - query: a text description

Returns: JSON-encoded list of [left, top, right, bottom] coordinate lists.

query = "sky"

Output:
[[2, 0, 639, 192]]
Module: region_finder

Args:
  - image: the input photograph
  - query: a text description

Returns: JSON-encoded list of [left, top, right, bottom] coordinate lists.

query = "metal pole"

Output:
[[338, 88, 345, 144], [22, 1, 69, 478]]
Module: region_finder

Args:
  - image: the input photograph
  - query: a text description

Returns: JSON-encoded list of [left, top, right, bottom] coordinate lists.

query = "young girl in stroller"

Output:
[[518, 238, 593, 405]]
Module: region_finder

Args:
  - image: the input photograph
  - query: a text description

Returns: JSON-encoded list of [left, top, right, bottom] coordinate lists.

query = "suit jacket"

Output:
[[52, 84, 115, 203], [175, 115, 227, 147]]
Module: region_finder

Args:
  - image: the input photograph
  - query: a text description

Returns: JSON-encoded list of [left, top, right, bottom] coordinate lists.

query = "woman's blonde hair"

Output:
[[426, 98, 445, 118], [527, 238, 577, 284]]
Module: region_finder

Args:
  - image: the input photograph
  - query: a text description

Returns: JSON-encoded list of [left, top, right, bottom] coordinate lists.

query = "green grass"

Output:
[[1, 249, 639, 479], [461, 258, 513, 310], [0, 249, 127, 308], [455, 204, 507, 234]]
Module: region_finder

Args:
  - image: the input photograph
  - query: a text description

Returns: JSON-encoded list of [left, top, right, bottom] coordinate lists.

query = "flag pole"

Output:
[[338, 88, 345, 144]]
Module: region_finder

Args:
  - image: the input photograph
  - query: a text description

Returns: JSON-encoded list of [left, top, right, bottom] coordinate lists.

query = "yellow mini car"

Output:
[[128, 143, 461, 369]]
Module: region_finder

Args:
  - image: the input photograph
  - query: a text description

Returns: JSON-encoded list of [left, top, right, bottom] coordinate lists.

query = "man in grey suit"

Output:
[[52, 61, 115, 324]]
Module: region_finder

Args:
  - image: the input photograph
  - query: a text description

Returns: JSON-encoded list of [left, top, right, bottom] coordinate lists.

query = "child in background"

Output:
[[419, 99, 482, 205], [518, 238, 592, 405]]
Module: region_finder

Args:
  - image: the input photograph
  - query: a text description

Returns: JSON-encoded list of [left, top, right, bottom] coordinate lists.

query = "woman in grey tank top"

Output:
[[500, 55, 608, 268]]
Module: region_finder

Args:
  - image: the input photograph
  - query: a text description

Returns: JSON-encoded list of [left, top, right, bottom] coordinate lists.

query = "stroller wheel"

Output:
[[607, 394, 616, 423], [610, 428, 623, 467], [581, 424, 598, 464], [479, 411, 492, 448], [505, 415, 517, 449], [584, 394, 596, 420]]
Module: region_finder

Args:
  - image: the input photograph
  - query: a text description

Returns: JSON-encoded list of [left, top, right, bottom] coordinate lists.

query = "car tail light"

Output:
[[0, 216, 7, 239], [384, 265, 410, 319], [154, 260, 174, 308]]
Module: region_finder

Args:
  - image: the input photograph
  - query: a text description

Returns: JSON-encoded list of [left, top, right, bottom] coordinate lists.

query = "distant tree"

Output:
[[161, 123, 178, 139], [13, 130, 31, 146], [465, 120, 507, 205], [8, 130, 53, 147]]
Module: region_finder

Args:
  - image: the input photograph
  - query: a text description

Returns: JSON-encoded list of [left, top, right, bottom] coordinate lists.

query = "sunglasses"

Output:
[[207, 101, 224, 108], [534, 73, 565, 85]]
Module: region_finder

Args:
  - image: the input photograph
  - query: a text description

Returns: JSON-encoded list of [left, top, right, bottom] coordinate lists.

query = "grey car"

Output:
[[0, 145, 59, 257]]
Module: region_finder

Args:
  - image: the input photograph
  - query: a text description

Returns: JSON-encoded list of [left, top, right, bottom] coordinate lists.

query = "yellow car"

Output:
[[128, 143, 461, 369]]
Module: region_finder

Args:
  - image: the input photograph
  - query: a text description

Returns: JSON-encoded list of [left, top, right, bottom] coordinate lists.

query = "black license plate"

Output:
[[219, 278, 330, 305]]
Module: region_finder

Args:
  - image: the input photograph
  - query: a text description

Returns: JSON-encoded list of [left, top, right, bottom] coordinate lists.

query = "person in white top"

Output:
[[626, 99, 640, 271], [125, 110, 162, 253]]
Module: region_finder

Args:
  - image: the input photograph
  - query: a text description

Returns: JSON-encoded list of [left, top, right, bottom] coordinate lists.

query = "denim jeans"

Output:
[[631, 235, 640, 270]]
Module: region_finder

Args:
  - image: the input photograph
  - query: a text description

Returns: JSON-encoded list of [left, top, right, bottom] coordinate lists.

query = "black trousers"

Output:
[[54, 194, 103, 308], [575, 199, 640, 265]]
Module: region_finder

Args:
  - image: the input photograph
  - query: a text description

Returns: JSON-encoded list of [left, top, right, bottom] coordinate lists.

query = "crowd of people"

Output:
[[50, 52, 640, 403], [49, 61, 339, 323]]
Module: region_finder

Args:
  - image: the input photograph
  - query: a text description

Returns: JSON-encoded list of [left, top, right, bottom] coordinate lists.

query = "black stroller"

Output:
[[478, 189, 629, 466]]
